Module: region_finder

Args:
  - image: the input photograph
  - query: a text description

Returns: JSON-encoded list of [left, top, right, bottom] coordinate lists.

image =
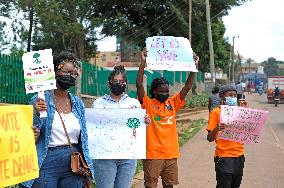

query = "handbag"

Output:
[[56, 108, 91, 177]]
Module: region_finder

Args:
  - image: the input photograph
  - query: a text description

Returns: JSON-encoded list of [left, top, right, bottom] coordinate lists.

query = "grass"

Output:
[[178, 119, 206, 147]]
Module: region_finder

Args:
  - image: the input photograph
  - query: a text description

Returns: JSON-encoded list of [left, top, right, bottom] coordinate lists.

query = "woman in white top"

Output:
[[91, 65, 143, 188]]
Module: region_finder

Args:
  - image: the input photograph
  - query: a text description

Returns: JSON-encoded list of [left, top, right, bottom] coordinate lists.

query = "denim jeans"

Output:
[[29, 144, 83, 188], [93, 159, 137, 188]]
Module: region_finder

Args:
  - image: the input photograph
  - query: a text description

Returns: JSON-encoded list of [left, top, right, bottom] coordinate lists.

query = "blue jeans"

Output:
[[31, 145, 83, 188], [93, 159, 137, 188]]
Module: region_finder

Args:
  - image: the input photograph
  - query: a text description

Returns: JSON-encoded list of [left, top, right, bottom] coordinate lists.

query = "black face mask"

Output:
[[155, 93, 169, 103], [57, 75, 76, 90], [110, 83, 126, 96]]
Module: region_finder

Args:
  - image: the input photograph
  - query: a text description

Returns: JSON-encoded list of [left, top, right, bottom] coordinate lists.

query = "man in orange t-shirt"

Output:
[[207, 85, 247, 188], [136, 48, 199, 188]]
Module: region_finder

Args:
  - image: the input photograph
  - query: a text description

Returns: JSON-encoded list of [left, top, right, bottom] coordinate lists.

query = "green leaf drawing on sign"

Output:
[[126, 118, 140, 129]]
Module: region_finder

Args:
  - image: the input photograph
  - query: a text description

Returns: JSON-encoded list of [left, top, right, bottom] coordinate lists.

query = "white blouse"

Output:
[[48, 111, 81, 147]]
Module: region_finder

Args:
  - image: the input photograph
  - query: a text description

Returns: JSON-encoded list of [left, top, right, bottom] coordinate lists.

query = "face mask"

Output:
[[225, 97, 238, 106], [57, 75, 76, 90], [110, 83, 126, 96], [155, 93, 169, 103]]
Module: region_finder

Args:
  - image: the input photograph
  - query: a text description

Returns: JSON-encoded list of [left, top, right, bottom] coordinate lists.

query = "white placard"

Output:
[[86, 108, 146, 159], [146, 36, 198, 72], [22, 49, 56, 94]]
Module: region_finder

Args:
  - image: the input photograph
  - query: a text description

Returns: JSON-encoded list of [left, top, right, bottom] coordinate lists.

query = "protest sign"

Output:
[[0, 105, 39, 187], [219, 105, 269, 144], [22, 49, 56, 94], [86, 108, 146, 159], [145, 36, 198, 72]]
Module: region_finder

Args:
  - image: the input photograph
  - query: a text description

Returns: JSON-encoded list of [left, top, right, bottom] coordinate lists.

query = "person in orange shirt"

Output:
[[136, 48, 199, 188], [207, 85, 248, 188]]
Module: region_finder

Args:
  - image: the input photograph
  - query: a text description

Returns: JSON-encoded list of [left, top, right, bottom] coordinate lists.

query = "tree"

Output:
[[92, 0, 249, 72], [263, 57, 279, 76], [1, 0, 102, 58], [31, 0, 101, 58]]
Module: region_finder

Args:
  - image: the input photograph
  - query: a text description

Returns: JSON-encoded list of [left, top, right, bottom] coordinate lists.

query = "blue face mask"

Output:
[[225, 97, 238, 106]]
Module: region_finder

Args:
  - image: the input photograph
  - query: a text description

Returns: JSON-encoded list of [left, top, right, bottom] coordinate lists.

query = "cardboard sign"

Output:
[[22, 49, 56, 94], [146, 36, 198, 72], [219, 105, 269, 144], [0, 105, 39, 187], [86, 108, 146, 159]]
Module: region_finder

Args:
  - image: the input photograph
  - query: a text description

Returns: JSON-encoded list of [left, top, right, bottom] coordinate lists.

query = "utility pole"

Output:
[[188, 0, 192, 79], [188, 0, 192, 42], [231, 36, 239, 83], [228, 45, 231, 83], [205, 0, 215, 83], [238, 51, 243, 82]]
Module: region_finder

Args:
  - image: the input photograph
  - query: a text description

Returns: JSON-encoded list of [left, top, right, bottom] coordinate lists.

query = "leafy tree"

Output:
[[31, 0, 101, 58], [263, 57, 279, 76], [1, 0, 102, 58], [93, 0, 249, 72]]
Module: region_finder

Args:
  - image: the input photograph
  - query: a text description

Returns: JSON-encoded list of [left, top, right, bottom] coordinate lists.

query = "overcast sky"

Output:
[[223, 0, 284, 63]]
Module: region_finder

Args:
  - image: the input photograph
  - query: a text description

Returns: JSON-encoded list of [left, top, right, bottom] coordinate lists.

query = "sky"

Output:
[[223, 0, 284, 63], [98, 0, 284, 63]]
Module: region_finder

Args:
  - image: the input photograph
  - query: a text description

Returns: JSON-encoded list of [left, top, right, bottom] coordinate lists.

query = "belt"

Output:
[[48, 144, 78, 150]]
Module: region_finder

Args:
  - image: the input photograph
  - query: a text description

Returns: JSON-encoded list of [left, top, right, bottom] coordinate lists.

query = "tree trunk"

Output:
[[27, 6, 34, 52]]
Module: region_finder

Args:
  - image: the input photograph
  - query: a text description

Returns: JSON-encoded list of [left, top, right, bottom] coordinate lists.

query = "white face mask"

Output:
[[225, 97, 238, 106]]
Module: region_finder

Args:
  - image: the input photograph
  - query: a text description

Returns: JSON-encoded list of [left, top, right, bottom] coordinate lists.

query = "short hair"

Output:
[[108, 65, 127, 84], [212, 86, 219, 94], [149, 77, 169, 98]]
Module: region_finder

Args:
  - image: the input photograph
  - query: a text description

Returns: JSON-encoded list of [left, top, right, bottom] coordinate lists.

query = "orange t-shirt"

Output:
[[207, 107, 244, 157], [142, 92, 186, 159]]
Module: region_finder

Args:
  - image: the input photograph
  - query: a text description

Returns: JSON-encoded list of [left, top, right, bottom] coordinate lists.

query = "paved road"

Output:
[[135, 94, 284, 188]]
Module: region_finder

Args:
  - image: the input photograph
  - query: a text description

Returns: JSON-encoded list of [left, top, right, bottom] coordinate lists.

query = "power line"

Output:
[[121, 3, 189, 48], [122, 1, 188, 42]]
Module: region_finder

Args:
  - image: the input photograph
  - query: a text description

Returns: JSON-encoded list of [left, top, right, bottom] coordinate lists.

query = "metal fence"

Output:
[[0, 54, 205, 104]]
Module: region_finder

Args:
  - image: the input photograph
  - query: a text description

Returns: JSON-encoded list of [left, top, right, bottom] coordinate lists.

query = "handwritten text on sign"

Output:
[[146, 36, 197, 72], [22, 49, 56, 94], [86, 108, 146, 159], [219, 105, 269, 144], [0, 105, 39, 187]]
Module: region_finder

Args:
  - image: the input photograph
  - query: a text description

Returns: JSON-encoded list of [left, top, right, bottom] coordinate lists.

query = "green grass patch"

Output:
[[178, 119, 206, 147], [186, 93, 209, 108]]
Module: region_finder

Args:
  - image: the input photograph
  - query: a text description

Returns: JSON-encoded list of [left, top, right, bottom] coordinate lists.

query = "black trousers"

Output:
[[214, 155, 245, 188]]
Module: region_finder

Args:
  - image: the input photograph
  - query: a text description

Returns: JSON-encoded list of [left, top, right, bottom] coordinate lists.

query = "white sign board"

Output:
[[22, 49, 56, 94], [146, 36, 198, 72], [86, 108, 146, 159]]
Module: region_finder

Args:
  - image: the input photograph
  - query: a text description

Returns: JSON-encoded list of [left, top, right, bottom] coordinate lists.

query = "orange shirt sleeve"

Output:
[[207, 109, 219, 131], [172, 92, 186, 112]]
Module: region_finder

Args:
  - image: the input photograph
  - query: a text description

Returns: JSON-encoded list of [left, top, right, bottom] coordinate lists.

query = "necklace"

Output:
[[53, 91, 71, 114]]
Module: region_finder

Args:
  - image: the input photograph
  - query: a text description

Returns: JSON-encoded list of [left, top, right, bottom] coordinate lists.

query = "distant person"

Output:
[[247, 82, 252, 95], [208, 86, 221, 112], [236, 81, 244, 105], [274, 86, 280, 98]]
